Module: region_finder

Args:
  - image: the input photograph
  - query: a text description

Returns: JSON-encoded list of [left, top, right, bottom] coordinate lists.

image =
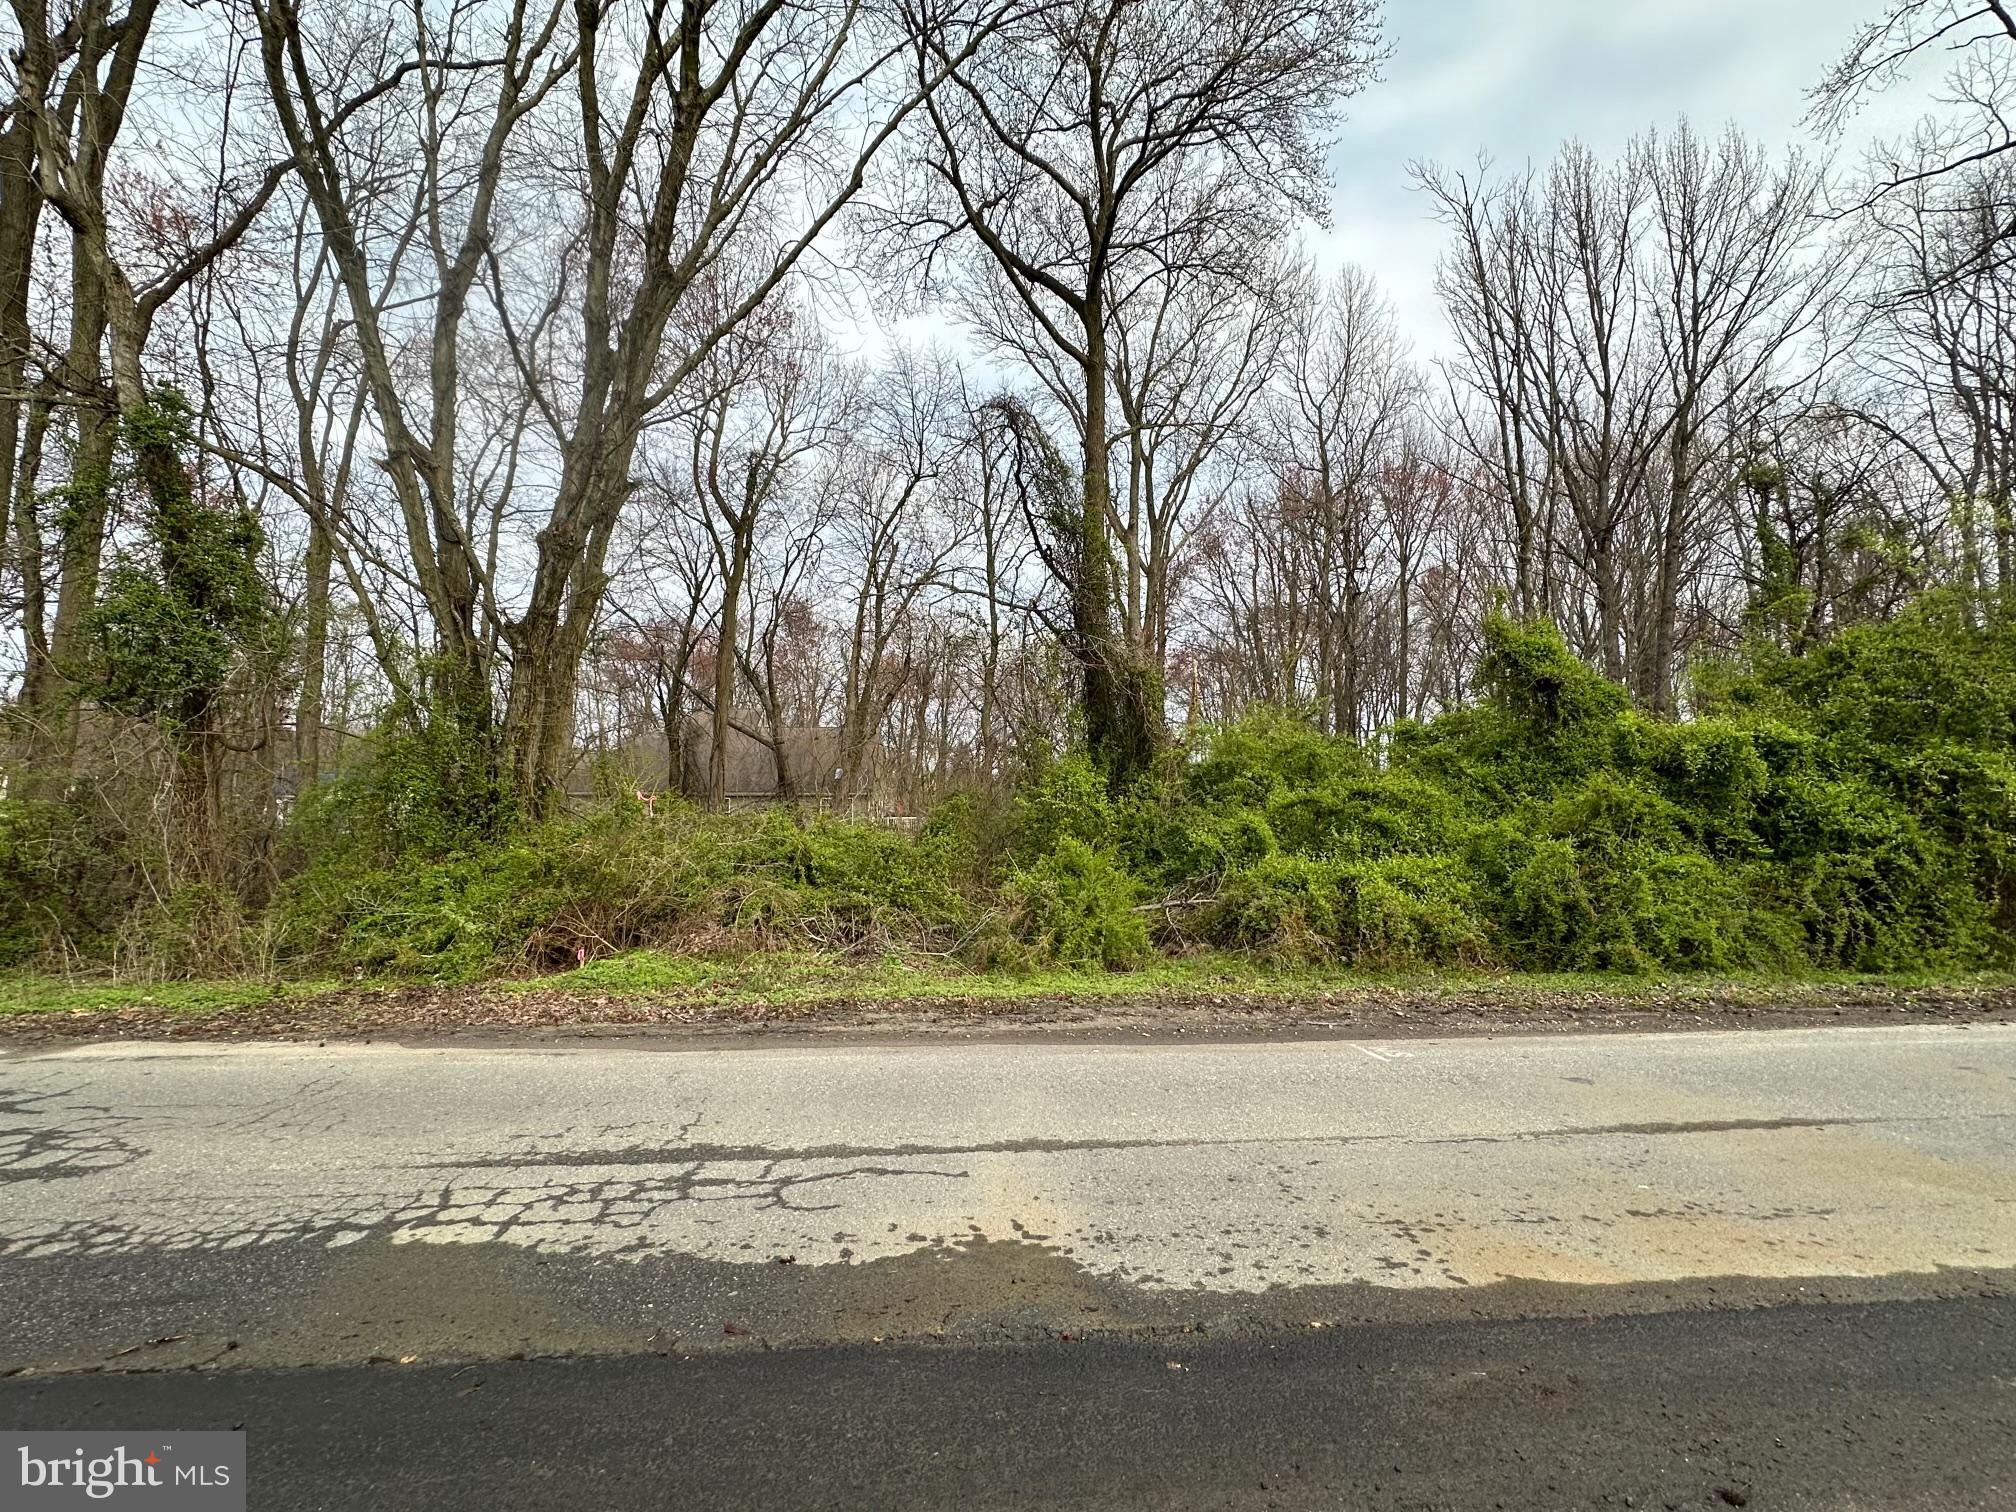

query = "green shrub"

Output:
[[1116, 800, 1278, 890], [1203, 853, 1488, 967], [1618, 714, 1774, 854], [1010, 754, 1118, 862], [1757, 772, 1994, 970], [733, 810, 966, 944], [1465, 795, 1798, 975], [1205, 854, 1347, 959], [921, 790, 1001, 882], [286, 704, 515, 870], [1264, 768, 1469, 861], [1399, 615, 1629, 803], [1004, 838, 1150, 970], [1477, 613, 1630, 738], [1340, 855, 1491, 967], [272, 787, 977, 980], [0, 797, 145, 967], [283, 839, 561, 980], [1187, 708, 1367, 809]]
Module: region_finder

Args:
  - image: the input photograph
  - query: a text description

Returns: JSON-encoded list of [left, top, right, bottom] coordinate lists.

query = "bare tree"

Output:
[[1422, 126, 1831, 706], [672, 302, 849, 809], [830, 348, 968, 800], [1263, 263, 1419, 736], [1107, 248, 1286, 673], [1634, 125, 1831, 707], [1812, 0, 2016, 224], [1851, 152, 2016, 597], [883, 0, 1382, 783], [250, 0, 1002, 809]]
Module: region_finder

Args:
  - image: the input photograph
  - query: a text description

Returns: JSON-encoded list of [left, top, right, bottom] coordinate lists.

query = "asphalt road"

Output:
[[6, 1296, 2013, 1510], [4, 1024, 2015, 1508]]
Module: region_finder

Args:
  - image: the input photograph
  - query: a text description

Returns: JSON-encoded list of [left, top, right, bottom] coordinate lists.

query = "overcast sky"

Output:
[[1312, 0, 1921, 355], [875, 2, 1931, 362]]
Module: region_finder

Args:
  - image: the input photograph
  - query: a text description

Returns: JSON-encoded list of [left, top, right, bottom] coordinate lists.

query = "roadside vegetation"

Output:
[[5, 591, 2013, 1012], [1, 0, 2010, 1023]]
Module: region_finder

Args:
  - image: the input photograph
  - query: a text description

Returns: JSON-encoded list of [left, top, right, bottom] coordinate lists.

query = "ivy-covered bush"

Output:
[[1004, 837, 1150, 970], [1154, 603, 2016, 973], [272, 793, 981, 982]]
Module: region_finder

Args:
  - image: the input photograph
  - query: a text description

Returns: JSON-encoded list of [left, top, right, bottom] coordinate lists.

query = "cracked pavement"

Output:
[[2, 1023, 2014, 1372]]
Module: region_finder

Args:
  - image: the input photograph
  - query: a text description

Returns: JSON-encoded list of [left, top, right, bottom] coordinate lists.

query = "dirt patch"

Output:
[[3, 979, 2015, 1047]]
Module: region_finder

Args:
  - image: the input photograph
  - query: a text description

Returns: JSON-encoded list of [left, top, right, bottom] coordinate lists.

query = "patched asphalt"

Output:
[[4, 1025, 2015, 1507]]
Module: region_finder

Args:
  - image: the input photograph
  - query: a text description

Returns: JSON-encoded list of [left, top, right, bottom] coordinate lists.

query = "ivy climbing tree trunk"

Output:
[[82, 393, 276, 887], [1076, 307, 1161, 784]]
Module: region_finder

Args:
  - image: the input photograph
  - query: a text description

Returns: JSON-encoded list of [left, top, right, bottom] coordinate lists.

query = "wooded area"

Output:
[[2, 0, 2015, 982]]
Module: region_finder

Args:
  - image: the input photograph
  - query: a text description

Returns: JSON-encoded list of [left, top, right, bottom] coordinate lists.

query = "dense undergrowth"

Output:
[[5, 590, 2015, 983]]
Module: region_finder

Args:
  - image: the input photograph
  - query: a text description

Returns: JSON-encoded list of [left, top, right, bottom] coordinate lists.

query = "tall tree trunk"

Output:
[[0, 105, 43, 595], [35, 263, 114, 772], [709, 541, 750, 812], [979, 539, 1002, 780], [294, 516, 332, 790], [1590, 527, 1627, 684], [12, 390, 52, 729], [1645, 434, 1692, 715], [1077, 313, 1160, 786], [1395, 565, 1414, 723]]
